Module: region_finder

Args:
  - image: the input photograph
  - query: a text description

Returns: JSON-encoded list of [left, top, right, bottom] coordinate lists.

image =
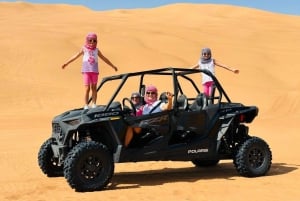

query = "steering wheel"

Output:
[[122, 97, 136, 116]]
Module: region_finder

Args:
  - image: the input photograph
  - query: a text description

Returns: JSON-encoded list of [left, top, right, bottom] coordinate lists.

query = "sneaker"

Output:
[[91, 103, 97, 108], [83, 105, 89, 110]]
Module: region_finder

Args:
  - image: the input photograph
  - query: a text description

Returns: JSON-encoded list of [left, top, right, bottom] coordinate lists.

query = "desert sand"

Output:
[[1, 2, 300, 201]]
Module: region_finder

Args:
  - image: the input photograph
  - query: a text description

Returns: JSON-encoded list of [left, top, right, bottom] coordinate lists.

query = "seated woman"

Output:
[[124, 85, 173, 147], [130, 92, 143, 110]]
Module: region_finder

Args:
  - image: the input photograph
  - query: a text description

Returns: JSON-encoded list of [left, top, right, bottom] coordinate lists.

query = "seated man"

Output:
[[124, 85, 173, 147]]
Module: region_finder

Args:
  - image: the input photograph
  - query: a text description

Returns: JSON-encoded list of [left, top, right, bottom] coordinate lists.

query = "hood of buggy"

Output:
[[52, 105, 123, 127]]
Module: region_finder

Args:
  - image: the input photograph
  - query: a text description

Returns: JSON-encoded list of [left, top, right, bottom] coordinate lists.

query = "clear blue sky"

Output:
[[3, 0, 300, 15]]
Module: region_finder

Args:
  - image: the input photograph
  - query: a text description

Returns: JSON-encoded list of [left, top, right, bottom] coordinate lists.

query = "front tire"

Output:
[[63, 141, 114, 192], [234, 137, 272, 177], [38, 138, 63, 177]]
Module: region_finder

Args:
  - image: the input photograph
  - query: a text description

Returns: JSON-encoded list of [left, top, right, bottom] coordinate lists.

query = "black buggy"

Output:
[[38, 68, 272, 192]]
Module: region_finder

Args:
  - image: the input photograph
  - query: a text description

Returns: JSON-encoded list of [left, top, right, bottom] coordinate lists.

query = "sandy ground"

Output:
[[1, 2, 300, 201]]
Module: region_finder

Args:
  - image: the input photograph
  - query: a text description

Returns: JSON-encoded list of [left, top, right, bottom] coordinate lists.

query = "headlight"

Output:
[[52, 123, 64, 142], [52, 123, 62, 133]]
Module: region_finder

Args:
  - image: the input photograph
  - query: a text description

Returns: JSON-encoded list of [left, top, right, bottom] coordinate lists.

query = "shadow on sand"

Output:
[[108, 162, 298, 190]]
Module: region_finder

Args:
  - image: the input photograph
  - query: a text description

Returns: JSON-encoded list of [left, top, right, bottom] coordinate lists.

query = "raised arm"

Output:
[[98, 50, 118, 71], [214, 59, 239, 74], [62, 49, 83, 69], [160, 92, 173, 111], [191, 63, 199, 69]]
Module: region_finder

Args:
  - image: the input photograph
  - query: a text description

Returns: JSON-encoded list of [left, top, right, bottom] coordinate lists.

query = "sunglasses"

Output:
[[202, 53, 210, 56], [146, 91, 156, 95], [131, 96, 139, 100], [88, 39, 97, 43]]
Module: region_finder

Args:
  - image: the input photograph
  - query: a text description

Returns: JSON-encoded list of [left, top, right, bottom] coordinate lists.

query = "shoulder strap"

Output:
[[149, 101, 162, 114]]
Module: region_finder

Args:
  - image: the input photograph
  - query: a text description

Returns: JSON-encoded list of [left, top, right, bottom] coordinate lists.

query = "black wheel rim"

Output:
[[80, 154, 103, 180], [248, 147, 264, 168], [50, 157, 61, 170]]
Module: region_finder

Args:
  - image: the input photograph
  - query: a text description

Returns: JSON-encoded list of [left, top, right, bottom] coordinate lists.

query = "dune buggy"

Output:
[[38, 67, 272, 192]]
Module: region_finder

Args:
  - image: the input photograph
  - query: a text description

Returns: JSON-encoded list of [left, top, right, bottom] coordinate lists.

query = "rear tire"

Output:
[[63, 141, 114, 192], [38, 138, 63, 177], [234, 137, 272, 177]]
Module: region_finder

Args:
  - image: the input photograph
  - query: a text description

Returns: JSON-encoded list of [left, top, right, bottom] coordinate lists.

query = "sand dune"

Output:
[[0, 2, 300, 201]]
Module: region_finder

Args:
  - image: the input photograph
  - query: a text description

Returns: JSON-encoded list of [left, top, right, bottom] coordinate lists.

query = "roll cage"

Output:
[[91, 67, 232, 112]]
